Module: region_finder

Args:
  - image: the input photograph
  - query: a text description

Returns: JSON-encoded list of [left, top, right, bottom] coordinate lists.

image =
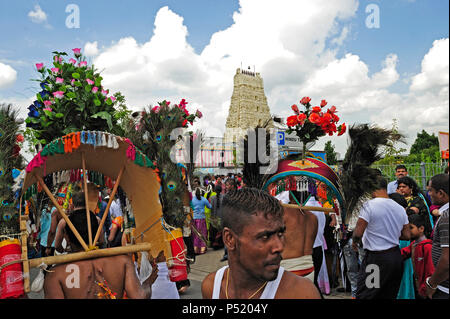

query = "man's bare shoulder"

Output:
[[201, 271, 218, 299], [277, 270, 321, 299]]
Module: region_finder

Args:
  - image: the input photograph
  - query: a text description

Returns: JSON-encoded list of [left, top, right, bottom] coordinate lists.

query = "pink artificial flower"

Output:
[[195, 110, 203, 118], [43, 100, 53, 107], [72, 48, 82, 56], [53, 91, 64, 99], [101, 89, 109, 96], [86, 79, 94, 85], [92, 86, 98, 93], [51, 67, 59, 74], [179, 98, 188, 109], [54, 56, 63, 63], [110, 96, 116, 102], [43, 107, 53, 112], [152, 105, 161, 113], [71, 79, 76, 86], [78, 61, 87, 67], [69, 58, 77, 65], [56, 77, 64, 84], [36, 63, 44, 71]]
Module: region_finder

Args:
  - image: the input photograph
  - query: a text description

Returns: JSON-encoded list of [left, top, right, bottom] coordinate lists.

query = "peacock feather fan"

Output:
[[127, 100, 200, 228], [340, 123, 405, 223], [0, 103, 25, 235], [241, 119, 277, 190]]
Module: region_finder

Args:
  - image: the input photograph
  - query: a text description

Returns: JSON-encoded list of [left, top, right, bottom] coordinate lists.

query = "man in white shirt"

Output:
[[352, 174, 411, 299]]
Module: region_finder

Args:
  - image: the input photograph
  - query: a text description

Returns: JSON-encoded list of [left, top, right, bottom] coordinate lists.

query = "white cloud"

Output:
[[410, 38, 449, 92], [83, 1, 447, 156], [28, 4, 47, 24], [84, 41, 99, 57], [0, 62, 17, 88]]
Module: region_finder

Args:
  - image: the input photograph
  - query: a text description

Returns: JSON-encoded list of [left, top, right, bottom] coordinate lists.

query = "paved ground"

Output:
[[28, 247, 351, 299]]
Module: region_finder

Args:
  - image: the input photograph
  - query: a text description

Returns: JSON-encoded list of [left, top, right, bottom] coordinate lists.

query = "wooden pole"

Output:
[[28, 242, 152, 268], [92, 165, 125, 247], [281, 203, 334, 214], [81, 152, 93, 248], [35, 174, 89, 251], [20, 215, 30, 293]]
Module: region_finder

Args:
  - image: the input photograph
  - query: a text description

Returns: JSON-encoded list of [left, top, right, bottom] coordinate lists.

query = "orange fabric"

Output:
[[290, 267, 314, 277]]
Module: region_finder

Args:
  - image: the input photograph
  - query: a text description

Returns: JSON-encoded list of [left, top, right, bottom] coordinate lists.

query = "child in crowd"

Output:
[[401, 214, 435, 299]]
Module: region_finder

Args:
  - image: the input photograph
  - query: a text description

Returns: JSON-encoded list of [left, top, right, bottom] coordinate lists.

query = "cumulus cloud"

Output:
[[85, 1, 447, 155], [0, 62, 17, 88], [28, 4, 51, 29], [410, 38, 449, 92], [84, 41, 99, 57]]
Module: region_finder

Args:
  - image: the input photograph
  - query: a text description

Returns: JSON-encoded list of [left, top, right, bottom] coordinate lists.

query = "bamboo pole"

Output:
[[92, 165, 125, 247], [28, 242, 152, 268], [35, 174, 89, 251], [20, 215, 30, 293], [81, 152, 93, 248], [281, 203, 334, 214]]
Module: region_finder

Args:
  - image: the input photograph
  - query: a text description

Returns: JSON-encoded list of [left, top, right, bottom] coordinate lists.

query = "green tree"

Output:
[[324, 140, 338, 165], [409, 130, 439, 156]]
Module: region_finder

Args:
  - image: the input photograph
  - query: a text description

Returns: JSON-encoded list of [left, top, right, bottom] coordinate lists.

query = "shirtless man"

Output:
[[43, 190, 157, 299], [201, 187, 320, 299], [280, 190, 318, 282]]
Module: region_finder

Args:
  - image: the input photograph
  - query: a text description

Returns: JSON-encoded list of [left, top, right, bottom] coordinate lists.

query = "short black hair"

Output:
[[222, 187, 283, 235], [72, 190, 86, 207], [431, 173, 449, 196], [65, 210, 99, 248], [374, 174, 388, 190], [408, 214, 426, 229], [389, 192, 408, 208], [397, 176, 420, 196], [396, 165, 407, 171]]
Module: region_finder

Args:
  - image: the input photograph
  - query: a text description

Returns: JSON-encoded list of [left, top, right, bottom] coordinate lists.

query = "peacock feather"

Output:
[[340, 123, 405, 223]]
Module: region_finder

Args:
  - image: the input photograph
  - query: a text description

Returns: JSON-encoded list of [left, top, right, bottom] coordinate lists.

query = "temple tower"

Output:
[[224, 68, 273, 141]]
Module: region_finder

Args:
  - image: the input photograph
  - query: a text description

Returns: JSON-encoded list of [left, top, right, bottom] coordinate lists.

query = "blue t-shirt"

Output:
[[191, 196, 212, 219], [39, 206, 56, 247]]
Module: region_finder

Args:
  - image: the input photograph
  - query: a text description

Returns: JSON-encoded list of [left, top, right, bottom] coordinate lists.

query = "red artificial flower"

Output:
[[322, 113, 333, 123], [309, 112, 321, 124], [312, 106, 321, 113], [338, 123, 347, 136], [300, 97, 311, 105], [331, 113, 339, 123], [297, 113, 307, 124], [182, 119, 188, 127], [291, 104, 299, 113], [16, 134, 24, 143], [320, 100, 327, 107], [286, 115, 299, 127], [328, 105, 336, 113]]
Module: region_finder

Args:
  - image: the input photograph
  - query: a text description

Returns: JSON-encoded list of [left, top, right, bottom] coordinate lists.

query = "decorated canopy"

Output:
[[262, 157, 344, 217], [21, 131, 170, 258]]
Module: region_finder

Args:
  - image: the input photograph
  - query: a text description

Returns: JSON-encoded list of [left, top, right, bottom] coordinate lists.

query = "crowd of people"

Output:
[[32, 165, 448, 300]]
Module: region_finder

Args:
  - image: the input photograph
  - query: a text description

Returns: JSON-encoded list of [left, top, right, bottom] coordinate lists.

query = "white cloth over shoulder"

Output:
[[304, 196, 326, 248], [275, 191, 290, 204], [150, 262, 180, 299]]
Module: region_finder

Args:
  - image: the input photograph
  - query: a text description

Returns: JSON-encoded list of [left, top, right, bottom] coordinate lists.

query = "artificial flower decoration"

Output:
[[286, 96, 346, 160], [25, 49, 120, 146]]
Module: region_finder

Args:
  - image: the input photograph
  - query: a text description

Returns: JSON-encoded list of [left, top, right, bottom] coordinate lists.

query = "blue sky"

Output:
[[0, 0, 448, 157]]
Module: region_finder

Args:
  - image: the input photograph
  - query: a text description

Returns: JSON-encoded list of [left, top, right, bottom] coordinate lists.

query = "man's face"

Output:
[[395, 168, 408, 179], [428, 184, 445, 206], [397, 183, 412, 196], [234, 212, 285, 282]]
